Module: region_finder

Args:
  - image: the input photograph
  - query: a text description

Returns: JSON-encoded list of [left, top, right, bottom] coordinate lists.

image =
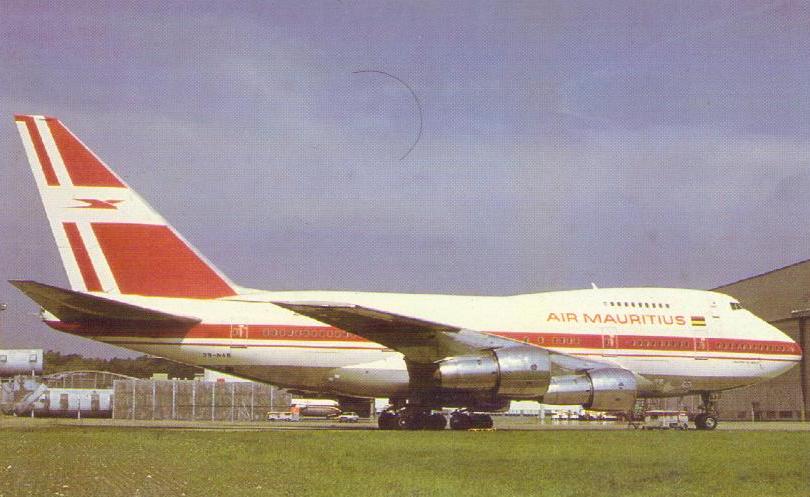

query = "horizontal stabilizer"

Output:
[[10, 280, 201, 326]]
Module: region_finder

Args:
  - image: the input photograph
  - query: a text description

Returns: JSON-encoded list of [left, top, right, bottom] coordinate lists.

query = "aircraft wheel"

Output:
[[378, 411, 399, 430], [694, 413, 718, 430], [426, 413, 447, 430], [398, 411, 428, 430], [449, 412, 472, 430], [701, 415, 718, 430], [470, 413, 493, 429]]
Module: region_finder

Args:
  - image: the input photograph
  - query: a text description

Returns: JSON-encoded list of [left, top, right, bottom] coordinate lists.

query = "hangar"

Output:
[[713, 260, 810, 421]]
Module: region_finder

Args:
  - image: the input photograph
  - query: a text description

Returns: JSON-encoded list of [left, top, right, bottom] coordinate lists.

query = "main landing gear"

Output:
[[377, 408, 493, 431], [694, 392, 720, 431], [449, 410, 494, 430], [377, 409, 446, 430]]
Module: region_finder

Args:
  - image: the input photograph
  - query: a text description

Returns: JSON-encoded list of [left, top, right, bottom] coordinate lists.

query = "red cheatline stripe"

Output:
[[43, 321, 803, 357], [15, 115, 59, 186], [62, 223, 102, 292], [45, 117, 125, 187]]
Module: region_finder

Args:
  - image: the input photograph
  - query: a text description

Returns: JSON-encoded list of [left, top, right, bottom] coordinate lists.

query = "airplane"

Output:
[[10, 114, 803, 430]]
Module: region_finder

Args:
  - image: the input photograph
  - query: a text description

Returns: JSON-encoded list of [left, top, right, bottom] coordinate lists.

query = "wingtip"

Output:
[[8, 279, 36, 289]]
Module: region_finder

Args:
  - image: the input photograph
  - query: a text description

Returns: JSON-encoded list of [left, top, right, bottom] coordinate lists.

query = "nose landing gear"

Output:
[[695, 392, 720, 430]]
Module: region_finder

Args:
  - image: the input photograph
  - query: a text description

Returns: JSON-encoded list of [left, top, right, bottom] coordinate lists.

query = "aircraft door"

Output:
[[601, 328, 620, 357], [230, 323, 248, 348], [693, 337, 708, 360], [693, 299, 721, 360]]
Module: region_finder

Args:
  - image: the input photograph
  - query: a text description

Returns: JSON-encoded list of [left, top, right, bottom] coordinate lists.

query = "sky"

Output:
[[2, 1, 810, 357]]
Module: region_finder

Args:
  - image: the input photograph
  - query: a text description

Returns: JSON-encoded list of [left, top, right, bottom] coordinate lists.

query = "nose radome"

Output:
[[763, 320, 801, 357]]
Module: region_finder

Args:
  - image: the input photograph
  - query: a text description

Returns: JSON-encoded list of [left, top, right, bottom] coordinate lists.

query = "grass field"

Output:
[[0, 423, 808, 497]]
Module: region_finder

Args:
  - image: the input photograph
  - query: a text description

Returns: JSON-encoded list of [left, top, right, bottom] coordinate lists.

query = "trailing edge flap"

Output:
[[271, 301, 551, 367], [10, 280, 201, 326]]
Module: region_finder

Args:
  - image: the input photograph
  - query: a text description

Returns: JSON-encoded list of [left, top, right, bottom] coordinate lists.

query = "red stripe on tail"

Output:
[[45, 118, 125, 188], [15, 115, 59, 186], [63, 223, 102, 292], [92, 223, 236, 298]]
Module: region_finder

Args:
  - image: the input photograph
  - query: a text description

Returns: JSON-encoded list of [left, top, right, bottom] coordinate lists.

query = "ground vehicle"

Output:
[[267, 411, 299, 422], [337, 412, 360, 423], [641, 410, 689, 430]]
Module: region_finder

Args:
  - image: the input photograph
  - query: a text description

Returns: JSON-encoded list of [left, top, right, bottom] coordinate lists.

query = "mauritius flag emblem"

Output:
[[691, 316, 707, 327]]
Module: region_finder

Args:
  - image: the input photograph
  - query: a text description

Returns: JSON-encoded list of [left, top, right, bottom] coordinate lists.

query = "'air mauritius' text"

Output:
[[547, 313, 687, 326]]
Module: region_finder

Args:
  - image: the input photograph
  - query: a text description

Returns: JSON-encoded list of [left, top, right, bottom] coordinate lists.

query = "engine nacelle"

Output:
[[542, 368, 638, 412], [435, 346, 551, 399]]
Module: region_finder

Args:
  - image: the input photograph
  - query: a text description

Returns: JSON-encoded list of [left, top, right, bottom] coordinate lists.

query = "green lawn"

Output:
[[0, 427, 808, 497]]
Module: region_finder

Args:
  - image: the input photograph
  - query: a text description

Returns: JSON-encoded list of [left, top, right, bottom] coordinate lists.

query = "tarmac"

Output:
[[2, 415, 809, 431]]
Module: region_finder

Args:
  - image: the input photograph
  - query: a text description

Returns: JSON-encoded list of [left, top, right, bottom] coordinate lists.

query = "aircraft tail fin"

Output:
[[14, 115, 239, 299]]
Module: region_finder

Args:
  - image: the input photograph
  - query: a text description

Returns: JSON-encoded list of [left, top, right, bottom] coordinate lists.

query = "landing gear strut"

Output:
[[695, 392, 720, 430]]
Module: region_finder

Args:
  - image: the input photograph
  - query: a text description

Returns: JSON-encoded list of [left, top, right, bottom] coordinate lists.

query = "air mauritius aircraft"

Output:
[[11, 115, 802, 430]]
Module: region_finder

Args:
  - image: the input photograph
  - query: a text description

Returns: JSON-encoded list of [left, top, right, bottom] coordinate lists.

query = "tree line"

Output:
[[43, 351, 202, 379]]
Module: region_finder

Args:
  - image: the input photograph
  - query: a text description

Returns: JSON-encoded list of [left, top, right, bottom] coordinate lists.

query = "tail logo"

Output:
[[72, 198, 123, 210]]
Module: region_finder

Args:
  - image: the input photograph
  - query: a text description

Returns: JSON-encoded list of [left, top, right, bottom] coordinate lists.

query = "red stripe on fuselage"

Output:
[[44, 117, 125, 187], [15, 115, 59, 186], [92, 223, 236, 299], [62, 223, 102, 292], [44, 321, 803, 357]]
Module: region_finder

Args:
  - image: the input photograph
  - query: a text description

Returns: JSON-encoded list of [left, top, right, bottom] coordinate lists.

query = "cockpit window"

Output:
[[730, 302, 743, 310]]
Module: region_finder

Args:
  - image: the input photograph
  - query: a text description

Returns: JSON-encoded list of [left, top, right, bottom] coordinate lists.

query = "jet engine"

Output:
[[541, 368, 637, 412], [435, 346, 551, 399]]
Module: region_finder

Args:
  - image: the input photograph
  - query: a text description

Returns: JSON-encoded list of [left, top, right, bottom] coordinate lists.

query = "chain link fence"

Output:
[[112, 379, 292, 421]]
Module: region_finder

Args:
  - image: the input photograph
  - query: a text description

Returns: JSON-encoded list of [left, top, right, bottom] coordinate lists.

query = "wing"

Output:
[[272, 301, 511, 363], [272, 300, 610, 371]]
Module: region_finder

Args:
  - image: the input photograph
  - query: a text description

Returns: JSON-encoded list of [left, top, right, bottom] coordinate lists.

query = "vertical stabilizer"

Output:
[[14, 115, 238, 299]]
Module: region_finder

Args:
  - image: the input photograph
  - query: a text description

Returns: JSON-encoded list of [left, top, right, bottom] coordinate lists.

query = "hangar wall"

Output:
[[713, 260, 810, 421]]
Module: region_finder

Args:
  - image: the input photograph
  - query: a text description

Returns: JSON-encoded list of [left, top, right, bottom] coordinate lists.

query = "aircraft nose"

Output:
[[765, 320, 802, 359], [791, 336, 803, 360]]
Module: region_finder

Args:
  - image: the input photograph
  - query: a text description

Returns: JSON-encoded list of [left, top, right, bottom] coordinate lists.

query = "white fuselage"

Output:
[[48, 287, 801, 401]]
